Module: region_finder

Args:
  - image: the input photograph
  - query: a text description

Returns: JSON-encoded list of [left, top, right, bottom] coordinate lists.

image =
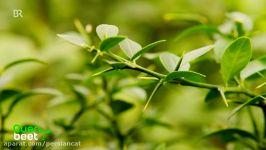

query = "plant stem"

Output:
[[123, 66, 165, 79], [101, 49, 256, 99], [118, 57, 255, 98], [172, 78, 256, 98], [106, 52, 165, 79]]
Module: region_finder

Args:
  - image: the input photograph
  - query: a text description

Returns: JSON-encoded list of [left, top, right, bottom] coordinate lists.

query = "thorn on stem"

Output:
[[218, 88, 228, 107]]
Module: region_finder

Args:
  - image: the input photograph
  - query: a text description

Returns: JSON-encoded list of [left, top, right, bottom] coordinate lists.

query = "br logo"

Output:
[[13, 9, 23, 18]]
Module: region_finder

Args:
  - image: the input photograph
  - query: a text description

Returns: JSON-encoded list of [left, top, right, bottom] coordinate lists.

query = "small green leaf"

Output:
[[175, 25, 222, 41], [131, 40, 166, 60], [96, 24, 119, 40], [203, 129, 257, 144], [221, 37, 252, 83], [159, 52, 180, 72], [178, 45, 213, 71], [181, 45, 214, 66], [3, 58, 46, 72], [165, 71, 205, 82], [230, 94, 266, 117], [110, 100, 134, 115], [119, 38, 142, 59], [240, 58, 266, 80], [57, 32, 88, 47], [100, 36, 126, 51], [178, 63, 190, 71]]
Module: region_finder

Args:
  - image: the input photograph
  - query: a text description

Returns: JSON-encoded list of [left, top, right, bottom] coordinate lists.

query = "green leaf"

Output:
[[221, 37, 252, 83], [178, 45, 213, 71], [3, 58, 46, 73], [100, 36, 126, 51], [131, 40, 166, 60], [0, 89, 21, 103], [240, 58, 266, 80], [165, 71, 205, 82], [5, 88, 62, 118], [178, 63, 190, 71], [175, 25, 222, 41], [159, 52, 180, 72], [181, 45, 214, 66], [110, 100, 134, 115], [230, 94, 266, 117], [96, 24, 119, 40], [203, 129, 257, 144], [57, 32, 88, 47], [119, 38, 142, 59], [214, 38, 232, 63]]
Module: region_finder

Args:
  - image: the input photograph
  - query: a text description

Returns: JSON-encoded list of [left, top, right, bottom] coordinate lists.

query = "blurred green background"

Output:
[[1, 0, 266, 149]]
